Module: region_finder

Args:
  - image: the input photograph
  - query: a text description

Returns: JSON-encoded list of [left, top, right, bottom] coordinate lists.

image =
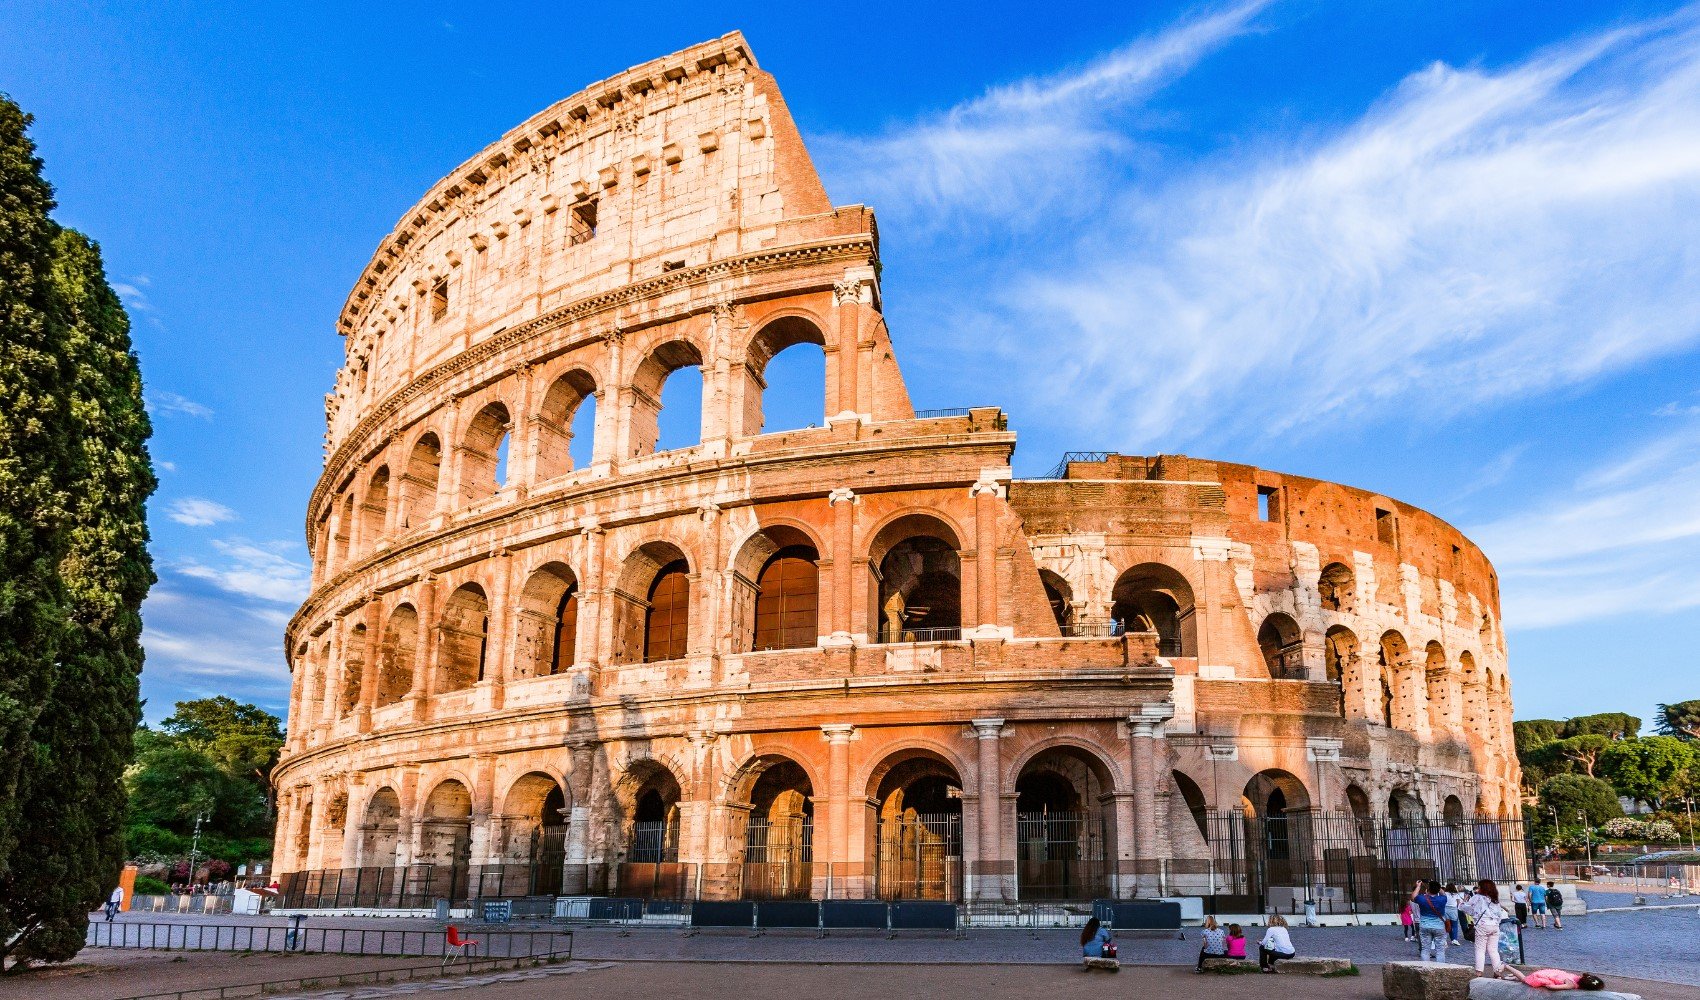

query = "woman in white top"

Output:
[[1258, 913, 1296, 973], [1460, 879, 1509, 976]]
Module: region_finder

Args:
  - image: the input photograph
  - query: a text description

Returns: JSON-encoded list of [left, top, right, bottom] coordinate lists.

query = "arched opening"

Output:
[[741, 316, 827, 436], [1110, 563, 1196, 657], [1325, 625, 1357, 718], [1318, 562, 1355, 613], [733, 756, 815, 899], [340, 623, 366, 717], [334, 493, 355, 568], [645, 561, 690, 663], [1425, 641, 1452, 734], [1172, 769, 1210, 842], [611, 542, 690, 664], [399, 433, 441, 531], [1014, 745, 1117, 900], [1039, 570, 1074, 633], [436, 584, 489, 693], [359, 787, 402, 868], [377, 604, 417, 708], [619, 761, 683, 879], [1241, 770, 1313, 869], [631, 340, 704, 456], [513, 562, 578, 680], [361, 467, 390, 553], [1379, 631, 1416, 730], [459, 403, 512, 503], [294, 797, 314, 868], [754, 547, 819, 651], [1387, 786, 1425, 827], [535, 369, 599, 482], [870, 514, 963, 643], [1346, 783, 1375, 849], [500, 773, 569, 895], [419, 779, 473, 899], [1443, 795, 1464, 824], [1257, 613, 1304, 679], [869, 751, 963, 900], [1459, 651, 1481, 730]]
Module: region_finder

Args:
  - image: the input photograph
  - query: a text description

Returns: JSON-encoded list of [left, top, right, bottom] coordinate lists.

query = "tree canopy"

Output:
[[1599, 736, 1696, 809], [1538, 773, 1623, 828], [1564, 712, 1640, 740], [1656, 701, 1700, 741]]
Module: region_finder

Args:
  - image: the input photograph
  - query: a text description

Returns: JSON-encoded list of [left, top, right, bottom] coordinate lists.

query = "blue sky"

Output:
[[5, 2, 1697, 730]]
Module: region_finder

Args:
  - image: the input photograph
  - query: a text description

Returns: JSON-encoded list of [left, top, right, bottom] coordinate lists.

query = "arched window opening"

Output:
[[334, 493, 355, 567], [535, 370, 598, 482], [1110, 563, 1196, 656], [377, 604, 417, 708], [870, 751, 963, 901], [340, 623, 366, 717], [1318, 562, 1355, 613], [400, 433, 441, 531], [1379, 631, 1415, 730], [742, 317, 827, 436], [436, 584, 489, 693], [1039, 570, 1074, 633], [1324, 625, 1357, 719], [1241, 770, 1312, 865], [460, 403, 512, 503], [630, 341, 705, 457], [644, 560, 691, 662], [418, 780, 473, 898], [513, 562, 577, 680], [359, 788, 403, 867], [1425, 641, 1452, 734], [625, 766, 682, 866], [753, 545, 819, 651], [1257, 613, 1304, 679], [1172, 770, 1210, 841], [877, 536, 962, 642], [1014, 746, 1116, 900], [738, 757, 815, 899], [497, 773, 569, 892], [361, 467, 390, 553]]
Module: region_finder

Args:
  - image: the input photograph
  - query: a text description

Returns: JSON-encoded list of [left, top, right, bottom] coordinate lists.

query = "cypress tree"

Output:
[[0, 230, 154, 965], [0, 95, 73, 890], [0, 95, 155, 968]]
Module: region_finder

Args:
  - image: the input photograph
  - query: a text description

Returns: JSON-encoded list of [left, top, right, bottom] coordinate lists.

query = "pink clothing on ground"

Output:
[[1524, 970, 1584, 989]]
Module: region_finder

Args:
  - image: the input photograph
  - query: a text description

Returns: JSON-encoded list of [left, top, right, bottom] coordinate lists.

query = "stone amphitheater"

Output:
[[274, 32, 1523, 912]]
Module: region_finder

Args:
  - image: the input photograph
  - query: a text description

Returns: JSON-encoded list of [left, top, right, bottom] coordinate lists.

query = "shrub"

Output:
[[132, 876, 169, 896]]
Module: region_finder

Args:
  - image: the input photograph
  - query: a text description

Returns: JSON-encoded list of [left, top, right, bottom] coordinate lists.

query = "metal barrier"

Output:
[[86, 921, 573, 958]]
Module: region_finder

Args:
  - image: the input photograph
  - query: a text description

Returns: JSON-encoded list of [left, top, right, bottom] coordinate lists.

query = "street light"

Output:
[[1579, 810, 1594, 874], [185, 811, 206, 889]]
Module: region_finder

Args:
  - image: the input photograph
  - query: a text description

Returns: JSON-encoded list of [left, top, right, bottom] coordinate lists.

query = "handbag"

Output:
[[1103, 941, 1118, 959]]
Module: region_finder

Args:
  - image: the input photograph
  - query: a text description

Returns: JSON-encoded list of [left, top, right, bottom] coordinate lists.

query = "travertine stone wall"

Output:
[[274, 33, 1520, 896]]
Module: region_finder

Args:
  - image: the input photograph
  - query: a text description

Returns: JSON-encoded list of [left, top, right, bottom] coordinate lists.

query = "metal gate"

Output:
[[876, 813, 962, 901], [1015, 811, 1107, 899], [743, 814, 813, 899]]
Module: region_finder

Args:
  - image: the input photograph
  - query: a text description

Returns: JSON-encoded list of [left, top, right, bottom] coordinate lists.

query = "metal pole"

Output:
[[1686, 799, 1695, 854], [187, 811, 205, 889]]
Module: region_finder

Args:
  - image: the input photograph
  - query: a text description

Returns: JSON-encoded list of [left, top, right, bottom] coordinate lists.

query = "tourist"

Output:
[[1513, 883, 1530, 927], [1460, 879, 1509, 977], [1226, 923, 1247, 959], [1258, 914, 1297, 973], [1399, 896, 1416, 942], [1503, 967, 1607, 991], [1546, 881, 1565, 929], [1196, 915, 1228, 972], [1411, 879, 1452, 963], [1529, 880, 1548, 929], [1080, 916, 1115, 960], [1445, 883, 1464, 944], [104, 885, 123, 921]]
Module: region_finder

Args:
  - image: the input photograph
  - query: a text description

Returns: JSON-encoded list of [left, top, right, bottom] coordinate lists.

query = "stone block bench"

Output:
[[1468, 979, 1641, 1000], [1202, 956, 1354, 975], [1384, 961, 1477, 1000], [1081, 957, 1120, 972]]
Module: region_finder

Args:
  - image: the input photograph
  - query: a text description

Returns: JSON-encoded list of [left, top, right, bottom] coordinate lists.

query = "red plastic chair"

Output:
[[443, 925, 479, 970]]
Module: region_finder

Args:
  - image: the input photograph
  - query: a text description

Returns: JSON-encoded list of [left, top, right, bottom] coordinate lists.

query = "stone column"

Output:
[[830, 277, 864, 419], [969, 478, 1003, 634], [357, 599, 381, 732], [483, 552, 514, 711], [510, 364, 538, 489], [822, 724, 855, 872], [469, 754, 497, 867], [971, 718, 1005, 899], [563, 740, 597, 893], [395, 769, 420, 867], [826, 489, 857, 641], [341, 774, 366, 868], [1127, 703, 1174, 891], [408, 576, 438, 720]]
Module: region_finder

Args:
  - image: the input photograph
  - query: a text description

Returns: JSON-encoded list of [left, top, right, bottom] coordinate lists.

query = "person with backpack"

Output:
[[1460, 879, 1509, 976], [1546, 881, 1565, 929], [1410, 880, 1453, 963]]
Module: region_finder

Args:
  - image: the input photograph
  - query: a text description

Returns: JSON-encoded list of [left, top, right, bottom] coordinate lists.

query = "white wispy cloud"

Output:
[[1469, 422, 1700, 628], [140, 587, 291, 716], [148, 390, 214, 420], [164, 497, 238, 527], [814, 1, 1270, 230], [176, 539, 311, 606]]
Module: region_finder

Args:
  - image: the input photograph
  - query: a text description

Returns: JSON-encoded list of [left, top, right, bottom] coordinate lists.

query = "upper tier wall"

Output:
[[324, 31, 836, 453]]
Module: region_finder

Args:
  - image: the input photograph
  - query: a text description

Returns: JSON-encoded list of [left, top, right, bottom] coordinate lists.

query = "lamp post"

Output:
[[186, 811, 206, 888], [1684, 798, 1696, 854], [1579, 810, 1594, 874]]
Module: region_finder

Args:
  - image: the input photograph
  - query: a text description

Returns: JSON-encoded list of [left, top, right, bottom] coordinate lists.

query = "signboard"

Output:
[[482, 900, 513, 923]]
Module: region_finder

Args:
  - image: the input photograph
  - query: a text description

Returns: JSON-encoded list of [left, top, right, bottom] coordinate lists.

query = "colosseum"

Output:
[[275, 32, 1523, 918]]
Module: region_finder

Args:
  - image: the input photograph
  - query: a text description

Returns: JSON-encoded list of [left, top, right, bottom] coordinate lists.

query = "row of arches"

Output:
[[317, 314, 834, 578]]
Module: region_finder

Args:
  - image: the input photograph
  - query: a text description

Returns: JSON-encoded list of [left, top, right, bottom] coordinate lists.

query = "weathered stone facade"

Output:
[[276, 33, 1519, 902]]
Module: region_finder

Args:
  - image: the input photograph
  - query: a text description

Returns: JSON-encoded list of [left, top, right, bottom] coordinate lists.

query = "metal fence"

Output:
[[86, 921, 573, 958]]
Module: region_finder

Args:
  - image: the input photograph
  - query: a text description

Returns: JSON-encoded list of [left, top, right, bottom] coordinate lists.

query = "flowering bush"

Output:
[[1602, 818, 1647, 838], [1644, 820, 1680, 841]]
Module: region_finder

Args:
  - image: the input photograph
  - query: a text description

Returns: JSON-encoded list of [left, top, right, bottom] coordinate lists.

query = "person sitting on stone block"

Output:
[[1504, 967, 1607, 991]]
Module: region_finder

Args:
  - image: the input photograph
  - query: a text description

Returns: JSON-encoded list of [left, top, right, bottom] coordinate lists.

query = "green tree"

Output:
[[160, 696, 285, 792], [1514, 719, 1564, 755], [1599, 736, 1697, 809], [126, 744, 269, 841], [0, 230, 154, 966], [1539, 773, 1624, 828], [1563, 713, 1641, 739], [1547, 734, 1612, 777], [0, 93, 73, 890], [1656, 701, 1700, 741]]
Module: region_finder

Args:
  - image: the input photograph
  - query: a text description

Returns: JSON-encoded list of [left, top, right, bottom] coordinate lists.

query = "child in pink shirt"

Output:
[[1225, 924, 1247, 959], [1506, 968, 1607, 991]]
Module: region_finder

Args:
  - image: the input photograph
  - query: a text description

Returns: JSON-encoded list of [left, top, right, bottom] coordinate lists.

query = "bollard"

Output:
[[286, 914, 306, 952]]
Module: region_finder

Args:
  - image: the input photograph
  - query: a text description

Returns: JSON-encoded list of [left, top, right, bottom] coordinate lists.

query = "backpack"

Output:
[[1547, 887, 1563, 907]]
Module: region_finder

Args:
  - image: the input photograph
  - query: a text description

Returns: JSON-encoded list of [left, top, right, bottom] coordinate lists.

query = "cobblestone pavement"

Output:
[[269, 960, 1700, 1000]]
